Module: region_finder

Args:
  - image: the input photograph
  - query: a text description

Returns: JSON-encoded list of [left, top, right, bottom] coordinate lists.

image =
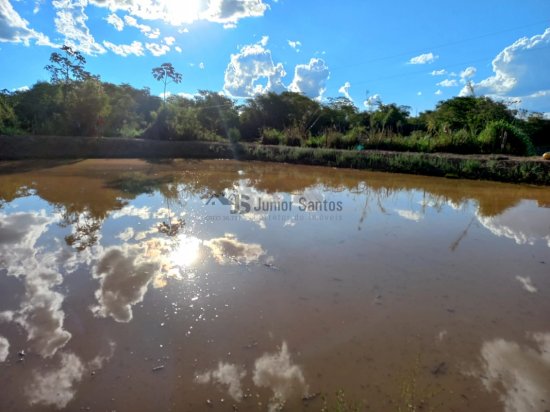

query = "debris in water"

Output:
[[302, 392, 321, 402], [431, 362, 448, 376], [152, 365, 165, 372]]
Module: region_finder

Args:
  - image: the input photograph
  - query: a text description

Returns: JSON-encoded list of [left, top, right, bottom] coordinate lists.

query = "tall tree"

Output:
[[45, 45, 93, 102], [152, 63, 182, 107]]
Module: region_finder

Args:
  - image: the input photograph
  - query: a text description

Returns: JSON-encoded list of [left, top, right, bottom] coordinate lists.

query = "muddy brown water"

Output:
[[0, 159, 549, 412]]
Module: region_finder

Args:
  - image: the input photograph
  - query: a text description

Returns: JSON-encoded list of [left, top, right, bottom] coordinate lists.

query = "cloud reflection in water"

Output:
[[479, 333, 550, 412], [0, 336, 9, 362], [196, 342, 307, 411]]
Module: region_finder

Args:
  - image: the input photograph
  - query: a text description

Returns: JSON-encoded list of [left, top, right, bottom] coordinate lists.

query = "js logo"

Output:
[[205, 192, 251, 214]]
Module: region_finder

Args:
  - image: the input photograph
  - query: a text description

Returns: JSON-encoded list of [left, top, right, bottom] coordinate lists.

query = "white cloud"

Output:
[[105, 12, 124, 31], [124, 14, 160, 39], [199, 61, 205, 69], [409, 52, 438, 64], [103, 40, 144, 56], [145, 42, 169, 56], [460, 66, 477, 81], [92, 244, 161, 323], [196, 363, 246, 401], [363, 93, 381, 110], [435, 89, 443, 95], [338, 81, 352, 100], [437, 79, 458, 87], [52, 0, 106, 55], [259, 34, 269, 46], [431, 69, 447, 76], [479, 333, 550, 412], [26, 353, 85, 408], [89, 0, 269, 27], [417, 91, 422, 96], [289, 58, 330, 100], [0, 211, 72, 358], [110, 205, 151, 220], [164, 35, 175, 45], [204, 234, 265, 265], [288, 39, 301, 52], [473, 28, 550, 112], [516, 276, 537, 293], [223, 39, 286, 97], [175, 45, 182, 53], [253, 342, 308, 412], [0, 0, 56, 46], [395, 209, 423, 222], [0, 336, 8, 362]]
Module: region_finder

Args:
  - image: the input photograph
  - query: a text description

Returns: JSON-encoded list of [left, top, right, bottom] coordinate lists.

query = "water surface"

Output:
[[0, 159, 549, 412]]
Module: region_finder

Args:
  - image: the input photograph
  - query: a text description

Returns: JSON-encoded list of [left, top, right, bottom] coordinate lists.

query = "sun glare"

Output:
[[163, 0, 204, 25], [169, 236, 201, 268]]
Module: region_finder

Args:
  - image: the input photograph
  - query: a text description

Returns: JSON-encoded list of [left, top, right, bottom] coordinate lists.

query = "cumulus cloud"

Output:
[[409, 52, 438, 64], [0, 0, 55, 46], [224, 38, 286, 97], [289, 58, 330, 100], [479, 333, 550, 412], [516, 276, 537, 293], [0, 336, 9, 362], [89, 0, 269, 26], [476, 28, 550, 97], [363, 93, 381, 110], [288, 39, 301, 52], [0, 211, 72, 358], [52, 0, 106, 55], [145, 42, 169, 56], [431, 69, 447, 76], [395, 209, 424, 222], [26, 353, 85, 408], [92, 244, 161, 323], [437, 79, 458, 87], [124, 14, 160, 39], [110, 205, 151, 220], [196, 363, 246, 401], [476, 201, 550, 248], [204, 233, 265, 265], [175, 45, 182, 53], [105, 12, 124, 30], [338, 81, 352, 101], [253, 342, 308, 412], [460, 66, 477, 81], [435, 89, 443, 95], [469, 28, 550, 111], [103, 40, 144, 56]]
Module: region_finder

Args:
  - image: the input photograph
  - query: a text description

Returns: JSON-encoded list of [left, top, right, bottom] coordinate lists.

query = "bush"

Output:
[[260, 128, 284, 145], [478, 120, 536, 156], [283, 127, 304, 147], [227, 127, 241, 143]]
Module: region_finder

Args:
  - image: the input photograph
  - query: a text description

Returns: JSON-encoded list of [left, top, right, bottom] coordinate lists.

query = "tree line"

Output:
[[1, 46, 549, 156]]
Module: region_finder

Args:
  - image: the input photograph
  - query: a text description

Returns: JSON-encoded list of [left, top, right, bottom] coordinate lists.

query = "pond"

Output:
[[0, 159, 549, 412]]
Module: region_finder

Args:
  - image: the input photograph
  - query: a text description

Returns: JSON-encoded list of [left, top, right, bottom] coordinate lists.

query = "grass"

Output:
[[1, 135, 549, 185]]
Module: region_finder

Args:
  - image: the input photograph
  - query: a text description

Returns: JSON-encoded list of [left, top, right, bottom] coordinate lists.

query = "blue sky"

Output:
[[1, 0, 549, 114]]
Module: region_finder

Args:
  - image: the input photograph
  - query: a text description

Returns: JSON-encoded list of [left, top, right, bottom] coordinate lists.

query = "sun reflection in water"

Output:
[[170, 235, 201, 268]]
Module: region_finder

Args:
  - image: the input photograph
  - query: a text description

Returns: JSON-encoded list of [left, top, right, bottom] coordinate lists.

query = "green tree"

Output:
[[45, 45, 93, 102], [152, 63, 182, 107], [194, 90, 239, 138], [0, 90, 18, 134]]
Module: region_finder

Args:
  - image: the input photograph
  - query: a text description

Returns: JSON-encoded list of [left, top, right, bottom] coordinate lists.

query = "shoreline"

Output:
[[1, 135, 549, 185]]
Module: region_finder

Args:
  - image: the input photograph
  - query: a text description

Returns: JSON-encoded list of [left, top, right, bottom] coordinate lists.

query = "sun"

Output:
[[169, 235, 201, 268], [163, 0, 204, 25]]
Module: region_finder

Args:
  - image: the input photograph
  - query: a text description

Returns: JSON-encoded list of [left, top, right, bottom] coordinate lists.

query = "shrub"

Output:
[[478, 120, 536, 156], [260, 128, 284, 145], [227, 127, 241, 143], [283, 127, 305, 147]]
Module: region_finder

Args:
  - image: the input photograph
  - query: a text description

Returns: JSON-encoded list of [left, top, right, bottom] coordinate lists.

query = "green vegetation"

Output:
[[1, 45, 550, 160]]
